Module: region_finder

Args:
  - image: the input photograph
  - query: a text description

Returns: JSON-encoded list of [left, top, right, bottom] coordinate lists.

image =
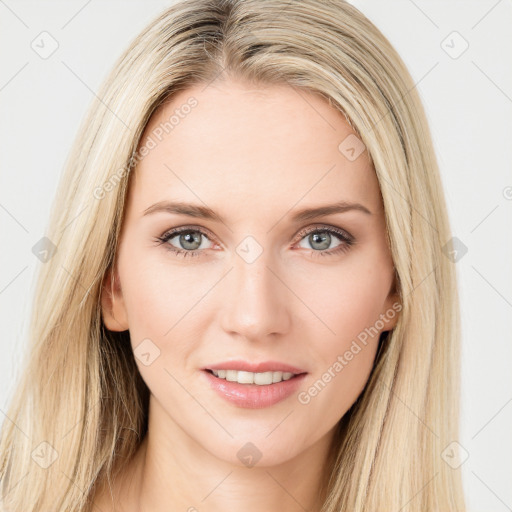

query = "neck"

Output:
[[102, 397, 338, 512]]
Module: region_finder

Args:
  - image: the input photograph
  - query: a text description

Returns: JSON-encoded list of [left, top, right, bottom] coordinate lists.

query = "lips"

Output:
[[203, 360, 307, 374], [201, 368, 307, 408]]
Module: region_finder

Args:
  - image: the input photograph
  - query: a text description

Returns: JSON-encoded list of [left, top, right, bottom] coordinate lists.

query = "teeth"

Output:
[[272, 371, 283, 383], [210, 369, 296, 385]]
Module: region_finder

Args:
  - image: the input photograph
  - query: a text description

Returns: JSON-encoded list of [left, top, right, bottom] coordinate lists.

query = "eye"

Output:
[[155, 227, 216, 258], [154, 224, 355, 259], [294, 225, 355, 258]]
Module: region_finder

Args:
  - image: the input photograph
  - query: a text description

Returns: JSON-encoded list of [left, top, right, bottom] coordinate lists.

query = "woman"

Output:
[[0, 0, 466, 510]]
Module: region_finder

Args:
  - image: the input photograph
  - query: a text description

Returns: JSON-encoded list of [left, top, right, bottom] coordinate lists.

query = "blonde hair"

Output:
[[0, 0, 465, 510]]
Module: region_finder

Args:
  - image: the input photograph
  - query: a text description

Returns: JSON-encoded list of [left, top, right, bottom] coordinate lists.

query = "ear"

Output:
[[100, 266, 129, 331], [380, 278, 402, 332]]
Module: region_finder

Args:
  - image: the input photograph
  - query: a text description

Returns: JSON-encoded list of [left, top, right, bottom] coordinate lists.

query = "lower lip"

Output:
[[201, 370, 307, 409]]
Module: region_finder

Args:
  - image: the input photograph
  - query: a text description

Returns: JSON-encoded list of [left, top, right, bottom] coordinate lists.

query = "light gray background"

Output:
[[1, 1, 511, 510]]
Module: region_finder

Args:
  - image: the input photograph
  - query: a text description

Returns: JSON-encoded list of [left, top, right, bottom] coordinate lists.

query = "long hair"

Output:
[[0, 1, 465, 510]]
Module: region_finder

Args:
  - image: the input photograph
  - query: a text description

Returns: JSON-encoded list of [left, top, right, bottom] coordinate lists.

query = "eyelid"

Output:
[[159, 223, 353, 244], [156, 223, 355, 257], [160, 225, 221, 246], [293, 223, 354, 244]]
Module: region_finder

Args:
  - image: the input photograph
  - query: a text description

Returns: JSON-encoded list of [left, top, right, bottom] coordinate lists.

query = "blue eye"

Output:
[[154, 225, 355, 259], [295, 226, 354, 257], [155, 227, 214, 258]]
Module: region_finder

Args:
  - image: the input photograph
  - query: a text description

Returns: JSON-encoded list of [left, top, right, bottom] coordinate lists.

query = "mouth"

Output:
[[201, 367, 308, 409], [204, 368, 306, 386]]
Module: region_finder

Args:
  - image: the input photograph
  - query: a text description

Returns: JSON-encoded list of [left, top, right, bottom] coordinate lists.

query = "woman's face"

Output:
[[101, 78, 400, 467]]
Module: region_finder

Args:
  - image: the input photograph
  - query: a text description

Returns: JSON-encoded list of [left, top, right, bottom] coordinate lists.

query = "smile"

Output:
[[202, 369, 307, 409], [207, 369, 297, 385]]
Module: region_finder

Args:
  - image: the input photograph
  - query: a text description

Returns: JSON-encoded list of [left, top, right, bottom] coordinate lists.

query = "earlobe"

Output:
[[100, 267, 129, 331], [382, 291, 402, 332], [381, 272, 401, 331]]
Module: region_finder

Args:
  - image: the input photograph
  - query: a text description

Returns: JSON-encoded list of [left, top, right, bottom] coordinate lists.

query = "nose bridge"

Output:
[[220, 242, 290, 340]]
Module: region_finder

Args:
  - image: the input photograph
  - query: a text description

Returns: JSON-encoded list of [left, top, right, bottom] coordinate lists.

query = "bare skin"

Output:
[[97, 77, 400, 512]]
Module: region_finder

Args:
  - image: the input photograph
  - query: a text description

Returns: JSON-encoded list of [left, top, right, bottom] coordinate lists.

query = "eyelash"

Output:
[[154, 225, 355, 259]]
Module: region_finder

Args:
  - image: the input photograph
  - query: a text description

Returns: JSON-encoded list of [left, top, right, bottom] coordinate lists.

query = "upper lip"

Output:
[[203, 360, 307, 374]]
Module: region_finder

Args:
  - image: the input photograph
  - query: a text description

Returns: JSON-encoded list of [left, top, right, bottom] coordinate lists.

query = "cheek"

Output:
[[117, 253, 212, 418], [296, 256, 391, 347], [118, 248, 217, 364], [292, 258, 390, 413]]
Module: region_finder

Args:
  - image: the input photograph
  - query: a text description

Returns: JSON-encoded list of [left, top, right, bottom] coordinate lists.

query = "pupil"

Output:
[[310, 232, 330, 250], [180, 231, 201, 250]]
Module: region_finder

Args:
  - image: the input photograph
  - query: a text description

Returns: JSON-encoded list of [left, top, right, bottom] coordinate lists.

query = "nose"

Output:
[[219, 248, 291, 342]]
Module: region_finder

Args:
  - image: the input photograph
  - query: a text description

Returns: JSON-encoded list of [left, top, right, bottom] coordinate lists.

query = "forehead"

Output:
[[128, 79, 381, 218]]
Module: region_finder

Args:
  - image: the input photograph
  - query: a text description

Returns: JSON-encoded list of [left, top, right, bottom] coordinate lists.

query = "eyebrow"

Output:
[[142, 200, 372, 223]]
